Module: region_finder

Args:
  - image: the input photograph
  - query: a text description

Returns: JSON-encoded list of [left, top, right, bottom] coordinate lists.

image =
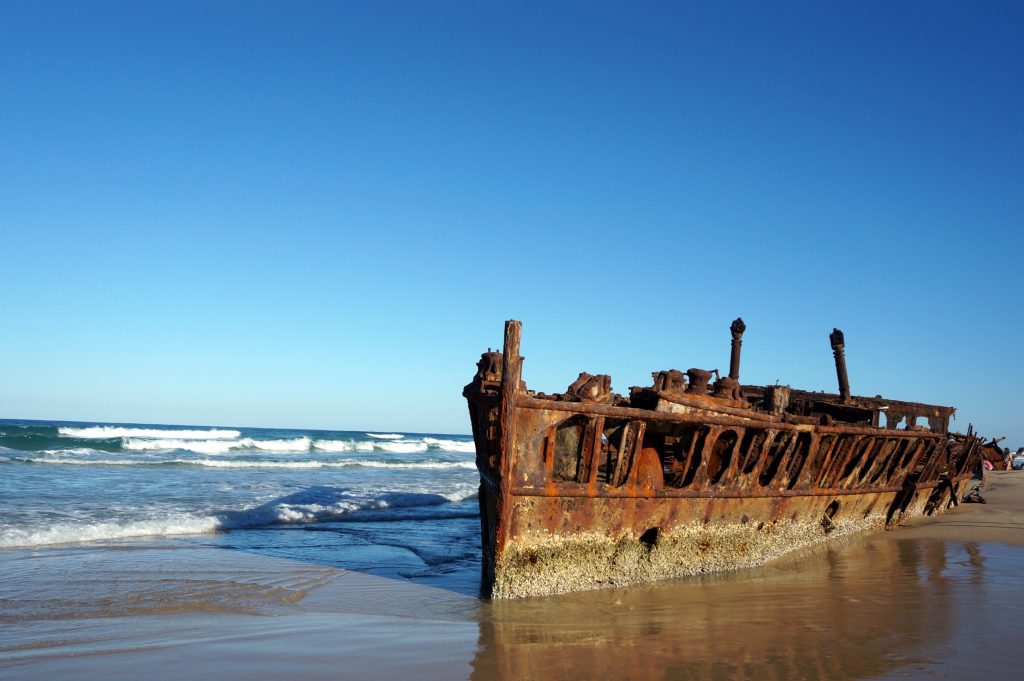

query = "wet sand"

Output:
[[3, 472, 1023, 680]]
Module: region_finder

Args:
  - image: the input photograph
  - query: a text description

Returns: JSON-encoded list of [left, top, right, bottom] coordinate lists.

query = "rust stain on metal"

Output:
[[464, 319, 982, 598]]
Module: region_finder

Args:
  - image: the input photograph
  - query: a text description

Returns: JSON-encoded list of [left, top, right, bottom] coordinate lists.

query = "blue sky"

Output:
[[1, 1, 1021, 442]]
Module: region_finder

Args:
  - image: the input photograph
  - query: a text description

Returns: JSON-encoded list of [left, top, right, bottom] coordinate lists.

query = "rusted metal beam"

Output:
[[508, 484, 905, 498], [518, 397, 945, 440], [499, 321, 523, 474]]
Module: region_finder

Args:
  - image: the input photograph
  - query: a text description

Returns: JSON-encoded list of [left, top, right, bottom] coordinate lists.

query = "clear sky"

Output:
[[2, 1, 1022, 442]]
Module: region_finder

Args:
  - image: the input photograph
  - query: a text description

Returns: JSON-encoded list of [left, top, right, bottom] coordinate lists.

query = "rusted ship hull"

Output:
[[465, 320, 980, 598]]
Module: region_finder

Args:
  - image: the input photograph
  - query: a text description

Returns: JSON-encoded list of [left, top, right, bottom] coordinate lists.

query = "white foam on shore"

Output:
[[60, 426, 241, 440], [0, 514, 222, 548], [366, 433, 404, 440]]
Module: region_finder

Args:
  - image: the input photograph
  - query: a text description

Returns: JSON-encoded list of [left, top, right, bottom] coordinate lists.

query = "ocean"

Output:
[[0, 418, 482, 594]]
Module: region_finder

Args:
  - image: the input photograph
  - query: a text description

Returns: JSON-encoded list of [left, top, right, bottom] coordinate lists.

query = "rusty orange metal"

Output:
[[465, 319, 981, 598]]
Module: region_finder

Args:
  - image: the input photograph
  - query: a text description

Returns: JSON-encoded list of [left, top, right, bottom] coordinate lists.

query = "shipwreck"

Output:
[[464, 319, 981, 598]]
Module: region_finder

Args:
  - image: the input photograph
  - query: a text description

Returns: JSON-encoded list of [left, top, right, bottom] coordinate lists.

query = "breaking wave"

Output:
[[122, 437, 313, 454], [114, 437, 470, 455], [2, 420, 480, 554], [376, 441, 429, 453], [423, 437, 476, 453], [8, 455, 476, 470], [313, 440, 375, 452], [59, 426, 241, 440], [0, 515, 222, 548], [123, 438, 236, 454], [0, 487, 478, 548], [187, 459, 475, 470], [242, 437, 312, 452]]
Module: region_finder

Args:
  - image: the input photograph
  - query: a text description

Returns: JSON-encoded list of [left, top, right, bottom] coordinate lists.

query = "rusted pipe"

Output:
[[729, 317, 746, 380], [829, 328, 851, 402]]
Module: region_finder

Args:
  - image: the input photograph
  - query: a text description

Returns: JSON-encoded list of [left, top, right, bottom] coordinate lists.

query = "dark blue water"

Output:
[[0, 418, 479, 589]]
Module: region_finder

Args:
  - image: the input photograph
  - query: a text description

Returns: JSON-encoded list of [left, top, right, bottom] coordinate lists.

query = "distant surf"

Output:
[[0, 419, 477, 549], [59, 426, 242, 440]]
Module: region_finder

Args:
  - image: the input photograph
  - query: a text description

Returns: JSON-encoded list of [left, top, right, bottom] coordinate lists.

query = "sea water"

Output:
[[0, 418, 481, 592]]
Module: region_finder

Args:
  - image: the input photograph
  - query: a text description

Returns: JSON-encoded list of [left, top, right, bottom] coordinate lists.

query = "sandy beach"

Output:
[[1, 471, 1021, 680], [887, 470, 1024, 548]]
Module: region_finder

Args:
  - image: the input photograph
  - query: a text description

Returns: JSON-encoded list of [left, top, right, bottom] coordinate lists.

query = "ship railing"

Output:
[[511, 399, 946, 499]]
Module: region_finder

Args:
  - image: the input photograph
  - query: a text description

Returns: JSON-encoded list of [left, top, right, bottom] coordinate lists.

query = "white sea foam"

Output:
[[377, 441, 429, 453], [423, 437, 476, 453], [247, 437, 311, 452], [121, 436, 312, 454], [217, 488, 478, 527], [0, 514, 222, 548], [123, 438, 236, 455], [366, 433, 404, 440], [59, 426, 240, 440], [209, 458, 475, 470], [0, 487, 478, 548], [9, 456, 476, 470], [186, 459, 330, 469], [9, 457, 148, 466], [39, 447, 111, 457], [313, 439, 375, 452], [339, 460, 475, 470]]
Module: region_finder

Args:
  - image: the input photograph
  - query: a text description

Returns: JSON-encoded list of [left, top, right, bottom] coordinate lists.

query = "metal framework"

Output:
[[465, 319, 980, 598]]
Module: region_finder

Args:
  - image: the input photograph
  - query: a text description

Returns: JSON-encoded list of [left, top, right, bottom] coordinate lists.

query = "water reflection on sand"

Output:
[[472, 535, 1020, 680], [2, 533, 1021, 680]]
